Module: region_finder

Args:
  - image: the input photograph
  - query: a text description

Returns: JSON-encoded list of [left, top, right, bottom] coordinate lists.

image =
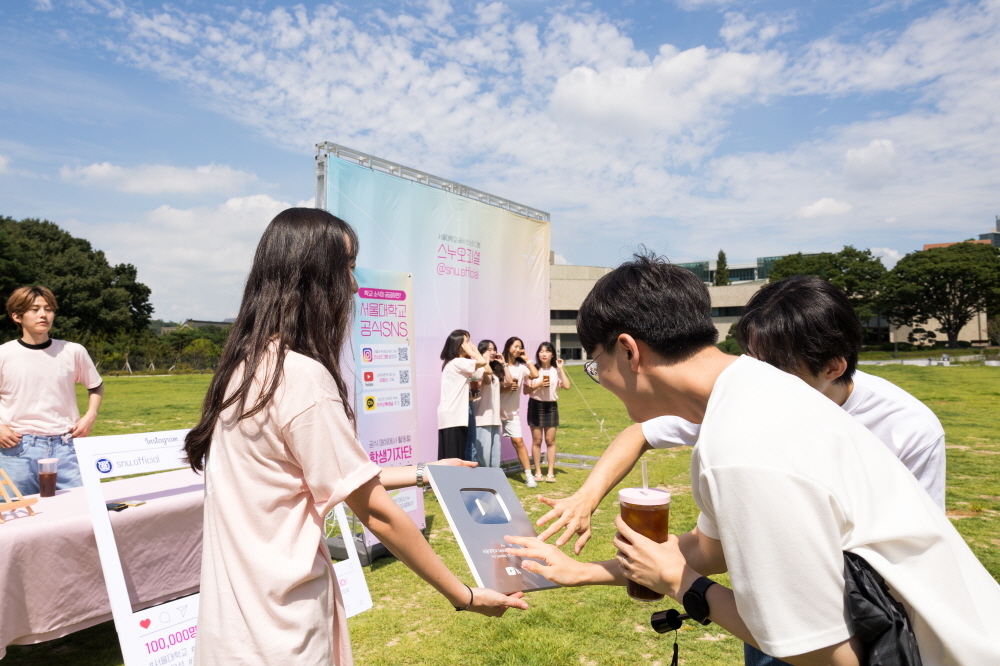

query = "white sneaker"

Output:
[[525, 472, 537, 488]]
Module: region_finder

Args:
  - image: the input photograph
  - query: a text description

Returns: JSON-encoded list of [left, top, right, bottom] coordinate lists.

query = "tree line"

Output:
[[1, 215, 229, 372], [714, 242, 1000, 349]]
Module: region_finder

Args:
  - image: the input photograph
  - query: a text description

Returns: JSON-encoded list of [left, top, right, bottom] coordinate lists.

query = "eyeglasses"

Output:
[[584, 349, 605, 384]]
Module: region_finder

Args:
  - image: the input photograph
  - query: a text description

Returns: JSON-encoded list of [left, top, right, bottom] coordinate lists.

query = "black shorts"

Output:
[[527, 398, 559, 428], [438, 426, 468, 460]]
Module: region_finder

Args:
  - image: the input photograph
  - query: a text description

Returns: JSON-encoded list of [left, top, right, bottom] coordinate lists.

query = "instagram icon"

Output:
[[361, 347, 374, 363]]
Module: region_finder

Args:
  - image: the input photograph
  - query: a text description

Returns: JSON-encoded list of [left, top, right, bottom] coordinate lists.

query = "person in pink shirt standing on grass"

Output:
[[525, 341, 570, 483], [184, 208, 525, 666], [0, 285, 103, 494]]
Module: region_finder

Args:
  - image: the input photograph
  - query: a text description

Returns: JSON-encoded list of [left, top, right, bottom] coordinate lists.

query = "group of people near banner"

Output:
[[4, 207, 999, 665], [436, 330, 569, 485]]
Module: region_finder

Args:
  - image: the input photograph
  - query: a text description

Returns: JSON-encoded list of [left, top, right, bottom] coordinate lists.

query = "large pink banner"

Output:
[[322, 149, 550, 464]]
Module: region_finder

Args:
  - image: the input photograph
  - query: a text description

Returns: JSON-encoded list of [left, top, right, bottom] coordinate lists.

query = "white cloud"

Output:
[[673, 0, 739, 10], [845, 139, 897, 190], [553, 253, 569, 265], [60, 162, 258, 195], [795, 198, 854, 219], [83, 194, 295, 319], [720, 12, 796, 51], [550, 45, 782, 136], [32, 0, 53, 11], [870, 247, 902, 268], [54, 0, 1000, 295], [0, 154, 10, 173]]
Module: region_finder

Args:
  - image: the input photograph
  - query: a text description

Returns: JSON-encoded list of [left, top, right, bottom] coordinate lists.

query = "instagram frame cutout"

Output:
[[77, 430, 200, 666]]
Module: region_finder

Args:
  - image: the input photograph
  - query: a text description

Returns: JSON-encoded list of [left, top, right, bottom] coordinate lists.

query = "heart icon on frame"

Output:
[[140, 619, 151, 629]]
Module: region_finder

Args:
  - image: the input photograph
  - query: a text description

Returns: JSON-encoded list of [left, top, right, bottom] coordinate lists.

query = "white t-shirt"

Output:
[[473, 368, 501, 427], [642, 370, 947, 509], [0, 339, 102, 435], [437, 358, 477, 430], [531, 366, 560, 402], [500, 364, 529, 422], [692, 356, 1000, 663], [841, 370, 946, 508], [641, 416, 700, 449]]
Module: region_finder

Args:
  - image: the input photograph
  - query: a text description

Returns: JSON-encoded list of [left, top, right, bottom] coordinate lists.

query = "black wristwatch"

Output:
[[682, 576, 716, 625]]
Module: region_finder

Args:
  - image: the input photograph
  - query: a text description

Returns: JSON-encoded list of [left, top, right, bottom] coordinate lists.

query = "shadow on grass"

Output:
[[5, 621, 123, 666]]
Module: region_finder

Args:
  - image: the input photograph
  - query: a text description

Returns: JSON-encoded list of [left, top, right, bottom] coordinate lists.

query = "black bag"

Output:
[[844, 552, 923, 666]]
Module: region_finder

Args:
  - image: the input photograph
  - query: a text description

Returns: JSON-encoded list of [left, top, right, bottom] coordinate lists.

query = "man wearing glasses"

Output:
[[505, 252, 999, 666]]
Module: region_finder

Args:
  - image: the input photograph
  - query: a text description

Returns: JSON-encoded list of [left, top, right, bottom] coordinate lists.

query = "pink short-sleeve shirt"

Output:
[[0, 339, 102, 435], [195, 349, 380, 666]]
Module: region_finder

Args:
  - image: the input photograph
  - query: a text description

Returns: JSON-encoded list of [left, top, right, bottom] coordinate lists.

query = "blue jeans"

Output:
[[473, 425, 501, 468], [0, 433, 83, 495], [745, 643, 792, 666], [464, 401, 477, 461]]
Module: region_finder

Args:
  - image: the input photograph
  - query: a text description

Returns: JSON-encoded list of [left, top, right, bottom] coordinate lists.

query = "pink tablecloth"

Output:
[[0, 468, 204, 657]]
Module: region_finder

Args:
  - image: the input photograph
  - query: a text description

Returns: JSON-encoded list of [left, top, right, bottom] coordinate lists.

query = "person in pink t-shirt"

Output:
[[0, 285, 103, 494], [499, 336, 539, 487], [184, 208, 526, 666], [525, 341, 570, 483]]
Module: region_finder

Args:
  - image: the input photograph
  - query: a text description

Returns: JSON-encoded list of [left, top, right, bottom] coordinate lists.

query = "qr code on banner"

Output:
[[399, 369, 410, 384], [400, 392, 411, 408], [398, 347, 409, 362]]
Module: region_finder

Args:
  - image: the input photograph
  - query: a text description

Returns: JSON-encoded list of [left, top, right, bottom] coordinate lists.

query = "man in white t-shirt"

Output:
[[506, 255, 1000, 665], [0, 286, 103, 494]]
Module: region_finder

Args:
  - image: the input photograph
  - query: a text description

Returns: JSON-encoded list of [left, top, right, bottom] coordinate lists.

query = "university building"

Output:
[[549, 256, 770, 360], [549, 228, 1000, 358]]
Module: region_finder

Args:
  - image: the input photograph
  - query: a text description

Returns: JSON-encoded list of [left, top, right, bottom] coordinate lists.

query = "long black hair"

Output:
[[502, 336, 525, 365], [184, 208, 359, 472], [535, 341, 556, 368], [478, 339, 504, 378], [440, 329, 469, 369]]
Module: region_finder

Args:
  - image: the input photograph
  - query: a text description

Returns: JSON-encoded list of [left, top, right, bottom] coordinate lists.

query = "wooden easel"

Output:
[[0, 468, 37, 523]]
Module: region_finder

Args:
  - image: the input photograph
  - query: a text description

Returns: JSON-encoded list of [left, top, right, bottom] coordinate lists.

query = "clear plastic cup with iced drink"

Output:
[[38, 458, 59, 497], [618, 487, 671, 601]]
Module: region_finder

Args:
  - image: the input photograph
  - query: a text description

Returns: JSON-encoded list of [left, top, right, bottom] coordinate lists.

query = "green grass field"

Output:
[[5, 366, 999, 665]]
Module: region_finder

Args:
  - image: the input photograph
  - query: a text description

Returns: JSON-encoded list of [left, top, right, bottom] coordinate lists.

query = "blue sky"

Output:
[[2, 0, 998, 319]]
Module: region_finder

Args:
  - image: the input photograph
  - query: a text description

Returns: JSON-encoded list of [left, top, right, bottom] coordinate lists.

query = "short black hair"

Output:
[[735, 275, 861, 385], [577, 250, 718, 362]]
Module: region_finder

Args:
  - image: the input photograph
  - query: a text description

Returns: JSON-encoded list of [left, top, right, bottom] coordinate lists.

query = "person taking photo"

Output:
[[500, 336, 539, 487], [472, 339, 508, 468], [437, 329, 488, 460]]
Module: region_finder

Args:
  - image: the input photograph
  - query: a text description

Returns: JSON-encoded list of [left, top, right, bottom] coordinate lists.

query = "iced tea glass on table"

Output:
[[38, 458, 58, 497], [618, 487, 671, 601]]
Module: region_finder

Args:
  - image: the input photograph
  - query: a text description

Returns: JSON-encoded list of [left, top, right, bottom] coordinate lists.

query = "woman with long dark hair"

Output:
[[438, 329, 487, 460], [185, 209, 524, 666], [471, 339, 508, 467], [499, 337, 539, 486], [525, 341, 569, 483]]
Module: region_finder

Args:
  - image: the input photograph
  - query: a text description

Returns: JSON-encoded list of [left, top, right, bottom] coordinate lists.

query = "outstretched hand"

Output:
[[431, 459, 478, 468], [467, 587, 528, 616], [503, 535, 592, 586], [534, 493, 595, 554]]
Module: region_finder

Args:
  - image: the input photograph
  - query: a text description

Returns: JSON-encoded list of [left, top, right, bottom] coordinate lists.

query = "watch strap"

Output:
[[682, 576, 717, 625], [415, 462, 426, 488]]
